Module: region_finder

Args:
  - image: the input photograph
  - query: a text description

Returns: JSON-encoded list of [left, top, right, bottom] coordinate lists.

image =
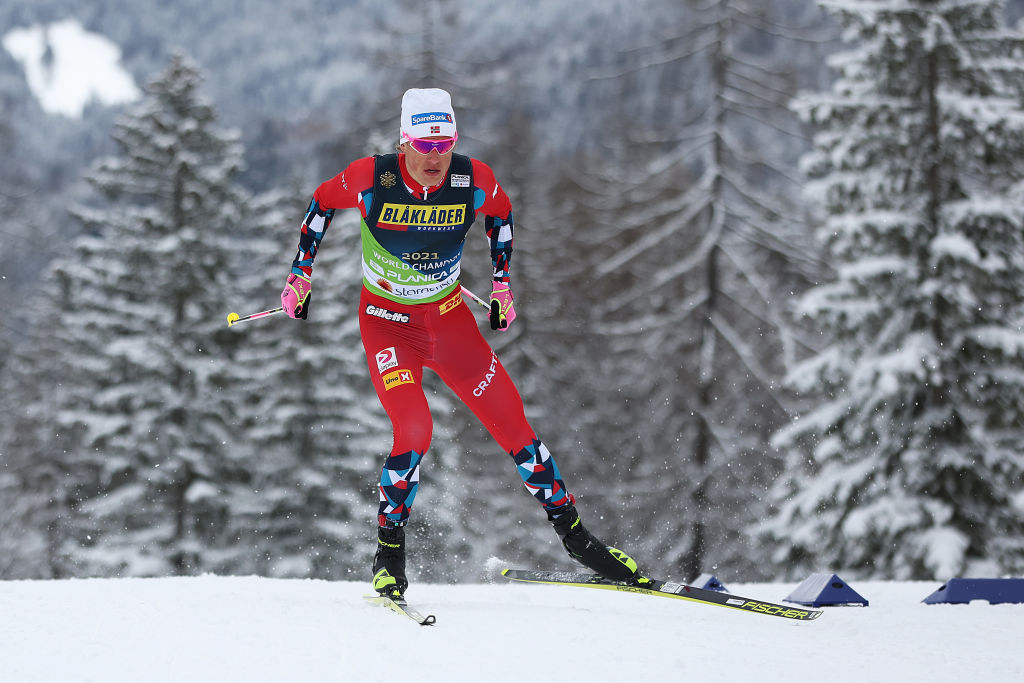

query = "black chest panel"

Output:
[[359, 153, 476, 302]]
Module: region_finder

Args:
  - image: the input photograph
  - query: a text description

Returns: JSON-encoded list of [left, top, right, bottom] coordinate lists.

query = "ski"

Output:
[[364, 595, 437, 626], [502, 569, 822, 621]]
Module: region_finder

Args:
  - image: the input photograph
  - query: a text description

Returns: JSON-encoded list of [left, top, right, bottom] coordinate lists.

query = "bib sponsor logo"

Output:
[[383, 368, 415, 391], [473, 353, 499, 396], [365, 304, 410, 323], [378, 203, 466, 228], [375, 347, 398, 373], [450, 174, 470, 188], [439, 296, 462, 315], [411, 111, 453, 126]]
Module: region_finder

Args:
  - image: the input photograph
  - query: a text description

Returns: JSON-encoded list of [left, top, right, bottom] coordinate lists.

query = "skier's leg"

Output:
[[428, 302, 643, 581], [360, 297, 434, 597], [362, 342, 431, 528], [428, 302, 570, 510], [363, 347, 427, 597]]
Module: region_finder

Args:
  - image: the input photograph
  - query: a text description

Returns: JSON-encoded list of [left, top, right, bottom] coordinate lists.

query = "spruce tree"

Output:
[[766, 0, 1024, 579], [49, 53, 253, 576]]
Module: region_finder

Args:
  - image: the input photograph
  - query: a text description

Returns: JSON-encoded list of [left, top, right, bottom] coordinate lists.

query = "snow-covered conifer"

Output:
[[767, 0, 1024, 579], [46, 53, 253, 575]]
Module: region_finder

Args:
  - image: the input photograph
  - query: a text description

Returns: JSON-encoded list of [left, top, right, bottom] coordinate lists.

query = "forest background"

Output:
[[2, 0, 1023, 585]]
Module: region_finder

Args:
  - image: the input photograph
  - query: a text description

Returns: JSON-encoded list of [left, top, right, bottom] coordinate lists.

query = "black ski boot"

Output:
[[549, 504, 642, 582], [372, 525, 408, 598]]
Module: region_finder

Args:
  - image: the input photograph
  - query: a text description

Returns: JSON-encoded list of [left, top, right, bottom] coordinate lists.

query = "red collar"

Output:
[[398, 153, 446, 198]]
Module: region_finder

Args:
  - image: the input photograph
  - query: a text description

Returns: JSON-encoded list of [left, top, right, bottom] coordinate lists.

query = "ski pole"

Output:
[[460, 285, 490, 311], [226, 307, 284, 327]]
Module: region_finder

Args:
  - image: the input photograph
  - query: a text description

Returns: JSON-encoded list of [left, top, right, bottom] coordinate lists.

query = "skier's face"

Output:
[[401, 137, 455, 188]]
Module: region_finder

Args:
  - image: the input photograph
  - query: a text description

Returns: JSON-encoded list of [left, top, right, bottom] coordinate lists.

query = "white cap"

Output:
[[400, 88, 457, 143]]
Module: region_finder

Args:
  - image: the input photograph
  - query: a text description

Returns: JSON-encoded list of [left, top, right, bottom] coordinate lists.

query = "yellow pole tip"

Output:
[[226, 312, 240, 325]]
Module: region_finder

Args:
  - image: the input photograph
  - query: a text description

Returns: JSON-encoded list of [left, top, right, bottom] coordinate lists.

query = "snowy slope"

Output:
[[2, 573, 1022, 682]]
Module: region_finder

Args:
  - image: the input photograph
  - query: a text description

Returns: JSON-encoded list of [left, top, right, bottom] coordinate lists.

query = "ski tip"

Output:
[[500, 568, 511, 577]]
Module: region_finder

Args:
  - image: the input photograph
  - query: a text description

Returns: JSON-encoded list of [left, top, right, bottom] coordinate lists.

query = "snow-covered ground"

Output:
[[2, 572, 1022, 682]]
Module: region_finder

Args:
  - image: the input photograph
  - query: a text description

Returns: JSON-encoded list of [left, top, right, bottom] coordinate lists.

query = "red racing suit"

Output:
[[290, 152, 571, 526]]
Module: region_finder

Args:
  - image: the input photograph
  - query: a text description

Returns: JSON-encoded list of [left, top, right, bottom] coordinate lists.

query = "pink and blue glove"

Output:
[[281, 273, 312, 319], [489, 283, 516, 331]]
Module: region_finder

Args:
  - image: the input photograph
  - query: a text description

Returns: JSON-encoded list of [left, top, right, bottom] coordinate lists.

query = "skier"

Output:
[[280, 88, 644, 599]]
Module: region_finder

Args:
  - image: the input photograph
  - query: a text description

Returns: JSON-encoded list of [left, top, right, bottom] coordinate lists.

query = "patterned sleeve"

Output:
[[471, 159, 514, 284], [290, 157, 375, 278], [290, 199, 335, 278]]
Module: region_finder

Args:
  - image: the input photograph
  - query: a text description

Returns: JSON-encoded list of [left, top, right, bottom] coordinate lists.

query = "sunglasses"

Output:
[[402, 132, 458, 155]]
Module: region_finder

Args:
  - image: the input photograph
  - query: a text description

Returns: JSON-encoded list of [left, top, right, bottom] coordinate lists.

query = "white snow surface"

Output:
[[2, 19, 139, 118], [2, 573, 1022, 682]]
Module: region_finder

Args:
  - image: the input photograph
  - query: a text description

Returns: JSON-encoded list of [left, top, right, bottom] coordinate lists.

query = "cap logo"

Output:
[[411, 111, 453, 126]]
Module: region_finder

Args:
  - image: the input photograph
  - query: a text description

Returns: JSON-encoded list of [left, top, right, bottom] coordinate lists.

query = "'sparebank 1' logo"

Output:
[[411, 111, 453, 126]]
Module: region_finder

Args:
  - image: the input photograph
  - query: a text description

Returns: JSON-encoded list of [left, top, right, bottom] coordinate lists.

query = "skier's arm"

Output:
[[471, 159, 514, 284], [289, 198, 336, 280], [289, 156, 375, 278], [472, 159, 516, 330], [282, 156, 374, 318]]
